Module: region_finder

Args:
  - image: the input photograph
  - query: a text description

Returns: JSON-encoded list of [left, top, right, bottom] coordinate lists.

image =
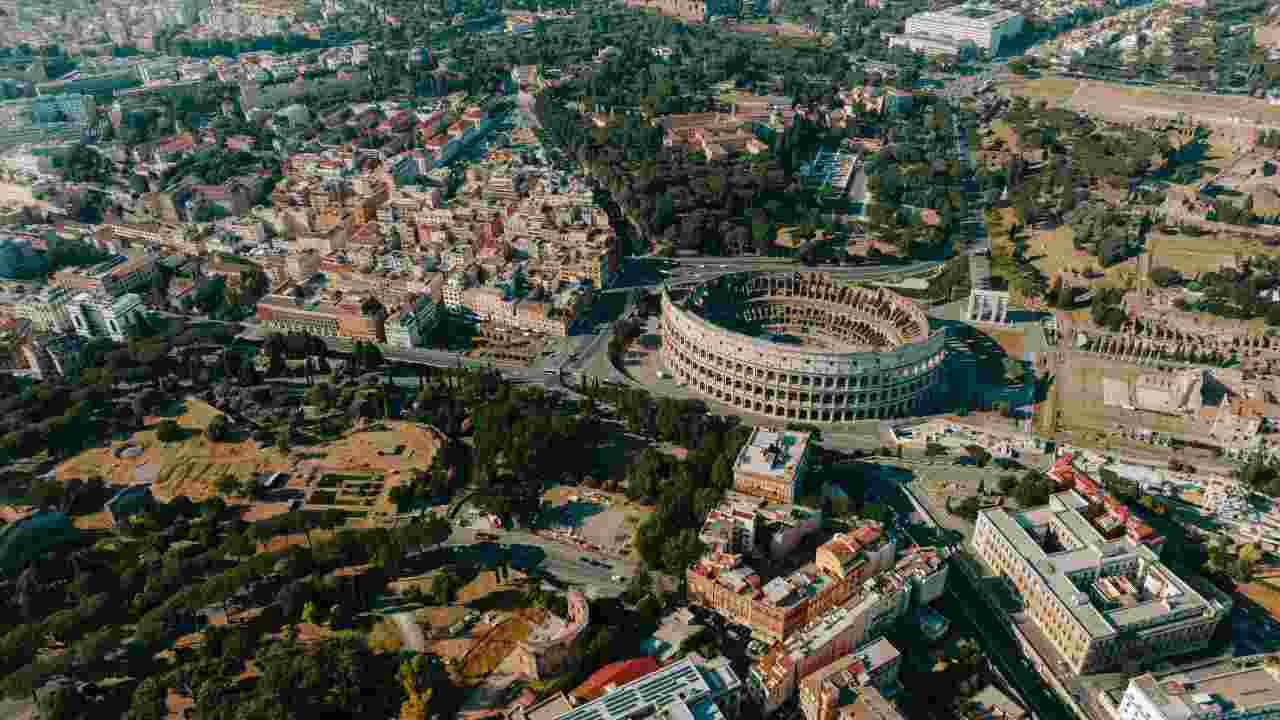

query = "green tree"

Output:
[[216, 474, 240, 497], [206, 414, 230, 442], [155, 420, 181, 442], [301, 600, 328, 626]]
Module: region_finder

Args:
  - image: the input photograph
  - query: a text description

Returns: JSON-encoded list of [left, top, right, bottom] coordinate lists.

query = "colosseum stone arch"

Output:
[[659, 272, 946, 423]]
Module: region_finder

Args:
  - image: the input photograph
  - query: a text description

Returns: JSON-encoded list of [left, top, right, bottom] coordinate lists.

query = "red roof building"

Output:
[[571, 658, 661, 702]]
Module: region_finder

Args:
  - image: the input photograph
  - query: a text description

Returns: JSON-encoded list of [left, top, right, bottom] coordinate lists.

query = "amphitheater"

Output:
[[659, 272, 947, 423]]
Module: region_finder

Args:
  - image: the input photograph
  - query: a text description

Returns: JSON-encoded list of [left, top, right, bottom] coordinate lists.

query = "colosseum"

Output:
[[660, 272, 946, 423]]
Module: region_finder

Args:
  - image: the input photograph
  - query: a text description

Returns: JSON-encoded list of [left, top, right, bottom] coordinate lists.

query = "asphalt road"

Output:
[[943, 566, 1077, 720]]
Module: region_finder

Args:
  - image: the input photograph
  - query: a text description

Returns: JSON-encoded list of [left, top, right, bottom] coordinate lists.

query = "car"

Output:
[[288, 499, 303, 511], [953, 456, 977, 466], [611, 574, 624, 582]]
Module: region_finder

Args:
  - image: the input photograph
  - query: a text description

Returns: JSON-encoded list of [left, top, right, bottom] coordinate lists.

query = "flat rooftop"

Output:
[[913, 3, 1022, 24], [1133, 661, 1280, 720], [979, 491, 1219, 640], [551, 655, 740, 720], [735, 428, 811, 479]]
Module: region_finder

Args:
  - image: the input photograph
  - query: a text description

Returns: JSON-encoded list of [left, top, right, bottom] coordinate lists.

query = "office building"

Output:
[[901, 4, 1024, 55], [973, 491, 1231, 676], [544, 653, 742, 720], [1108, 657, 1280, 720], [733, 428, 813, 504]]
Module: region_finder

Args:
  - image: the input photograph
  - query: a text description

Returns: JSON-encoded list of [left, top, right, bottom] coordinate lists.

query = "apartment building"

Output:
[[751, 590, 907, 714], [799, 637, 903, 720], [51, 255, 157, 298], [901, 4, 1024, 55], [11, 286, 73, 332], [255, 288, 386, 342], [973, 491, 1231, 676], [1106, 657, 1280, 720], [700, 490, 824, 560], [733, 428, 812, 504], [688, 528, 947, 644], [68, 292, 144, 342]]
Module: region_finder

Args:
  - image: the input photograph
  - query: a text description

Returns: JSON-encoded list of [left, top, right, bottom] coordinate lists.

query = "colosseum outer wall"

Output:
[[659, 274, 946, 423]]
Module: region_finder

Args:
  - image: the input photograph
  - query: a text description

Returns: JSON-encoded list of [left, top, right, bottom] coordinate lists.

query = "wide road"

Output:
[[943, 562, 1076, 720]]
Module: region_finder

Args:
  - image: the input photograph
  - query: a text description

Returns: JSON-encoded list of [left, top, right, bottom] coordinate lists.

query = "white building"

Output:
[[68, 292, 144, 342], [902, 4, 1024, 55], [543, 654, 742, 720], [1114, 658, 1280, 720]]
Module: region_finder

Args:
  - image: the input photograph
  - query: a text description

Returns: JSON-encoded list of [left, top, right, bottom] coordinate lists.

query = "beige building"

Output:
[[733, 428, 812, 504], [686, 528, 947, 644], [798, 638, 903, 720], [751, 597, 906, 715], [52, 254, 158, 298], [973, 491, 1231, 676], [11, 286, 73, 332]]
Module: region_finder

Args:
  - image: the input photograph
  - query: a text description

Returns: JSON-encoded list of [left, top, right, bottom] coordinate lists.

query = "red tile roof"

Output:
[[571, 658, 660, 701]]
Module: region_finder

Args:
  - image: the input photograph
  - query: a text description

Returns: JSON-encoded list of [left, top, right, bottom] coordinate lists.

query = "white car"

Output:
[[611, 574, 623, 583]]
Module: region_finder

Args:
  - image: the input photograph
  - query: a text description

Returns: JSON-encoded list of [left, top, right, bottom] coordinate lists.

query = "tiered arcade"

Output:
[[660, 272, 946, 423]]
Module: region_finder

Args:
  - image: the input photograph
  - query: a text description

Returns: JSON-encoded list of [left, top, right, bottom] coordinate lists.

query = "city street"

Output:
[[943, 566, 1077, 720]]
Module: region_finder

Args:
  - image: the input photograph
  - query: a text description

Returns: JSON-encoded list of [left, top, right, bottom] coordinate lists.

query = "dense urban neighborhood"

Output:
[[8, 0, 1280, 719]]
